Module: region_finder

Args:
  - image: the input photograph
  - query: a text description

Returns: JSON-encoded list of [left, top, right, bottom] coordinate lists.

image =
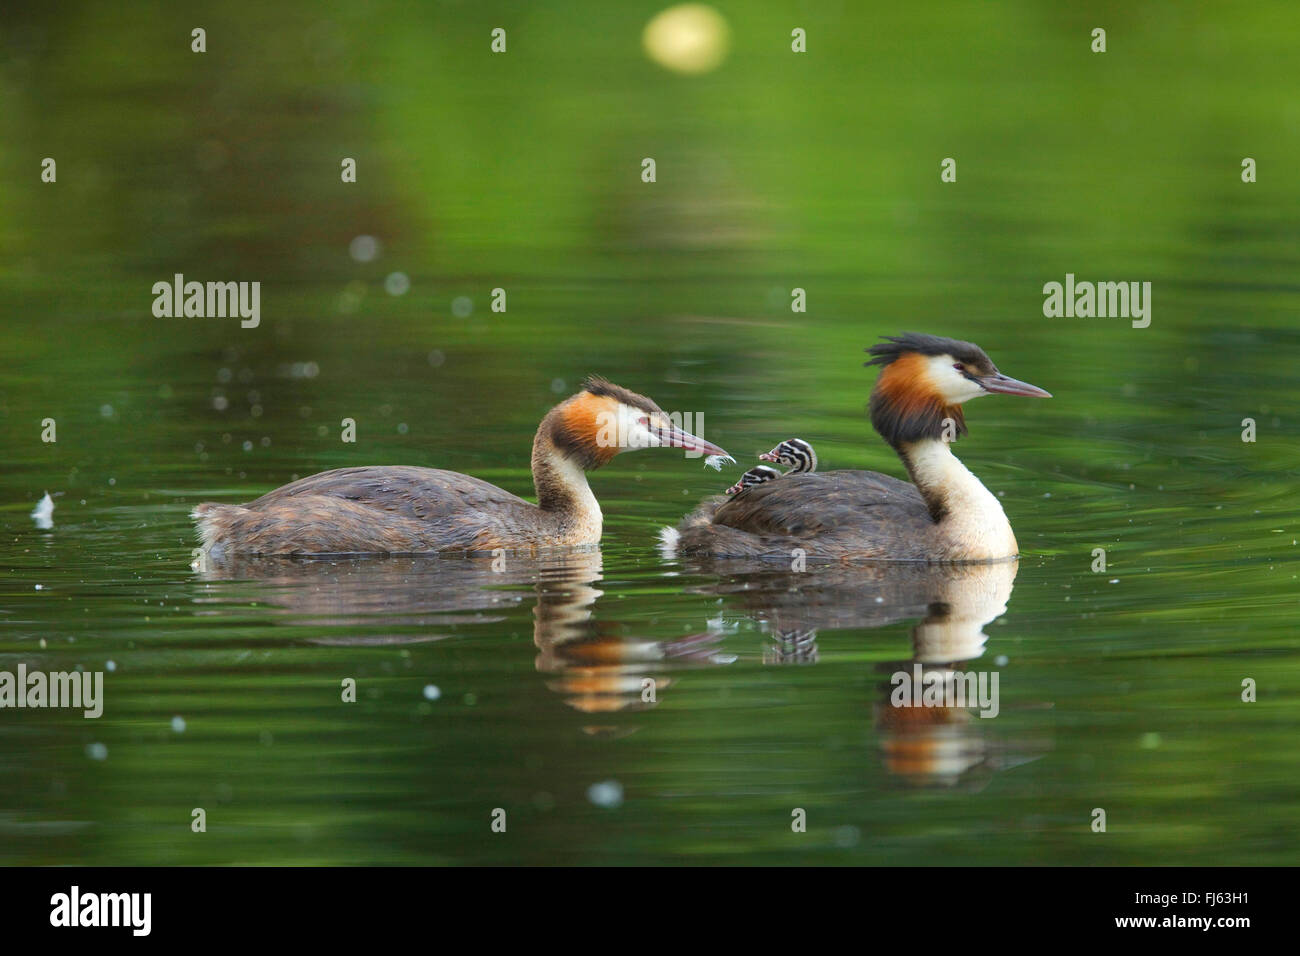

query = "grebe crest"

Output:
[[864, 333, 1047, 449]]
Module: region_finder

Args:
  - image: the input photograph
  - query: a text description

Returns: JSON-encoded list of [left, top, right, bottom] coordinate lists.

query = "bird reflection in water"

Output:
[[193, 551, 1049, 773], [682, 558, 1051, 788], [528, 551, 726, 729], [193, 549, 727, 730], [763, 628, 819, 665]]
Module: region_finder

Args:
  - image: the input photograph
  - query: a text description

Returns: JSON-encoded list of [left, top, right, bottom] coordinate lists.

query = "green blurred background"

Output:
[[0, 1, 1297, 864]]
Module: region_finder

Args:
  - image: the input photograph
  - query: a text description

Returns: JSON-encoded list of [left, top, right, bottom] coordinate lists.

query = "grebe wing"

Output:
[[242, 466, 531, 522], [710, 470, 929, 537]]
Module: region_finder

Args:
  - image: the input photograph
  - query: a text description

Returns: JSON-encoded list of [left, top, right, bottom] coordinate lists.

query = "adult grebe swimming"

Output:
[[664, 333, 1051, 562], [194, 376, 730, 556]]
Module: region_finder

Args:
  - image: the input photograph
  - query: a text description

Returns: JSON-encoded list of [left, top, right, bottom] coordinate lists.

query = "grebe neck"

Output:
[[897, 438, 1017, 557], [531, 431, 603, 542]]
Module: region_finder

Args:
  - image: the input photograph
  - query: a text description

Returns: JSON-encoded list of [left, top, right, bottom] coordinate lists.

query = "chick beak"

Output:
[[757, 452, 780, 463]]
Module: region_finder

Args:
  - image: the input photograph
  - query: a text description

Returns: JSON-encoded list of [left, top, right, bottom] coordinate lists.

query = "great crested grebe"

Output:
[[665, 333, 1051, 562], [725, 464, 782, 496], [193, 376, 730, 556], [759, 438, 818, 474]]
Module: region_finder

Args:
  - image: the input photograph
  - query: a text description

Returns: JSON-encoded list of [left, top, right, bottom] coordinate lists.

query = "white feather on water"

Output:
[[31, 492, 54, 529], [703, 454, 735, 471]]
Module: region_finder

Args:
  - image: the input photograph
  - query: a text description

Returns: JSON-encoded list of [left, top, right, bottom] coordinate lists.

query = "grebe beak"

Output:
[[725, 480, 744, 495], [978, 373, 1052, 398], [658, 423, 731, 459], [757, 451, 780, 463]]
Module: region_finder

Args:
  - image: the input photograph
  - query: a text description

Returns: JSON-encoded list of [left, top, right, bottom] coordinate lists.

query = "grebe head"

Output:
[[758, 438, 818, 473], [726, 465, 782, 496], [547, 375, 730, 469], [864, 333, 1050, 448]]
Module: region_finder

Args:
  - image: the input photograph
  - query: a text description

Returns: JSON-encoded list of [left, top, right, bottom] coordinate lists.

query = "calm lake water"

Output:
[[2, 2, 1298, 865]]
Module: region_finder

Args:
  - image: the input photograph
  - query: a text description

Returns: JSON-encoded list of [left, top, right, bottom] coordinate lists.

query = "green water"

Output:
[[2, 1, 1298, 865]]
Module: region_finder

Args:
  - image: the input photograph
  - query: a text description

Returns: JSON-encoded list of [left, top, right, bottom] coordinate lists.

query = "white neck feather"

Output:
[[901, 439, 1018, 559], [536, 448, 603, 545]]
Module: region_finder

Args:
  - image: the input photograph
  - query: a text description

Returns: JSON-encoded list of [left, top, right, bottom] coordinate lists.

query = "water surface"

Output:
[[1, 1, 1298, 865]]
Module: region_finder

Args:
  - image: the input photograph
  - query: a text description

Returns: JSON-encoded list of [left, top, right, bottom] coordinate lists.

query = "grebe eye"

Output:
[[953, 363, 964, 372]]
